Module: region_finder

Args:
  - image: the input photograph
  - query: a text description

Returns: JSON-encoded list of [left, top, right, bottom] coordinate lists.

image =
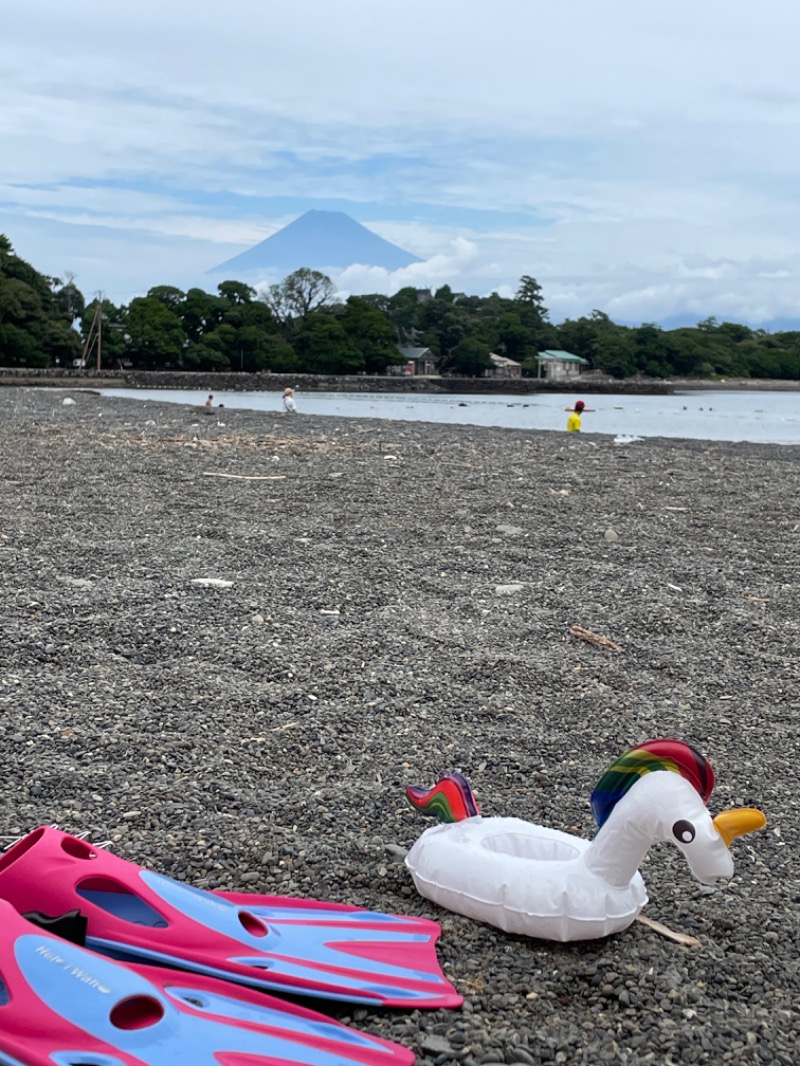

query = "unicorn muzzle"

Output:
[[712, 808, 767, 848]]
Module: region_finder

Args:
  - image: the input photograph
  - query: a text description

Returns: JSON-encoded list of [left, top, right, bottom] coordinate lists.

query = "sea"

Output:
[[97, 387, 800, 446]]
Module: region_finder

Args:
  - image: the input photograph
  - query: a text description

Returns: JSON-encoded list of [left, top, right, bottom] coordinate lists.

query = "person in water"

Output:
[[565, 399, 593, 432], [283, 387, 298, 414]]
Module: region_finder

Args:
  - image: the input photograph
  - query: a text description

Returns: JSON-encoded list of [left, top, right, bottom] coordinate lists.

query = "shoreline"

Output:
[[3, 366, 800, 395], [3, 387, 799, 1064]]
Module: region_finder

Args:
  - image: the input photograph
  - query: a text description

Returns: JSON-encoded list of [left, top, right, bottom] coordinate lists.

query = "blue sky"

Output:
[[4, 0, 800, 325]]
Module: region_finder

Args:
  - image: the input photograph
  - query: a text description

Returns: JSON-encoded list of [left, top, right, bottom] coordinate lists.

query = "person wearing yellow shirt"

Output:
[[565, 399, 592, 431]]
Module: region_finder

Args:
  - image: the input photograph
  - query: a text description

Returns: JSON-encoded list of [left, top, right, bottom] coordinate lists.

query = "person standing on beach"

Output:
[[283, 387, 297, 414], [565, 399, 593, 431]]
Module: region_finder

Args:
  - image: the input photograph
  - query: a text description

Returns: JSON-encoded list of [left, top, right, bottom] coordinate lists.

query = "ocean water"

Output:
[[97, 387, 800, 445]]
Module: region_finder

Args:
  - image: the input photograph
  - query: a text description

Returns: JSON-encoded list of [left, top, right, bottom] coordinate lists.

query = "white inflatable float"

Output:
[[405, 740, 765, 942]]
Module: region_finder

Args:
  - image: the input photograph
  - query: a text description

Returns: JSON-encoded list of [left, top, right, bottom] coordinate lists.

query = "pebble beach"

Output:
[[2, 386, 799, 1065]]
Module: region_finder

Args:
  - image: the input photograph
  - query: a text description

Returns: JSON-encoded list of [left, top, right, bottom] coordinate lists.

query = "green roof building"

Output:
[[536, 349, 590, 381]]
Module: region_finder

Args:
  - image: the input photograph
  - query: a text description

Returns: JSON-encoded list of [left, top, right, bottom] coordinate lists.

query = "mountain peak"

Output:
[[209, 210, 422, 276]]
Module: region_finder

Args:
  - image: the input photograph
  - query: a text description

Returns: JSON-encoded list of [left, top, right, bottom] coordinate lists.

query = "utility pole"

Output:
[[97, 294, 102, 371], [80, 292, 104, 370]]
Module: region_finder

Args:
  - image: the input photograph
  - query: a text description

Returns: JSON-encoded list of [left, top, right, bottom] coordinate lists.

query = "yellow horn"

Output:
[[713, 808, 767, 847]]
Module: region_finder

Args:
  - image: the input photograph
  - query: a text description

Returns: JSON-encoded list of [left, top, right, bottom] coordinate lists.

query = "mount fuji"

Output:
[[209, 210, 423, 277]]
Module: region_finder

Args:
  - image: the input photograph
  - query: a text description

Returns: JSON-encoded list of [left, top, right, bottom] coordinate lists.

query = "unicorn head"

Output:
[[585, 740, 765, 887]]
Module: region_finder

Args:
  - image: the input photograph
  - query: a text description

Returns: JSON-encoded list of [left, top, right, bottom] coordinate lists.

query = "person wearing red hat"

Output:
[[565, 399, 593, 432]]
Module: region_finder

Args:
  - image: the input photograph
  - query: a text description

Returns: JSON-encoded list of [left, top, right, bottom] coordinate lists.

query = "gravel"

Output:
[[1, 386, 799, 1065]]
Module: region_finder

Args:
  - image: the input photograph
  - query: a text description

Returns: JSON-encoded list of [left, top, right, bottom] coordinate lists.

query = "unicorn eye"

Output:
[[672, 820, 696, 844]]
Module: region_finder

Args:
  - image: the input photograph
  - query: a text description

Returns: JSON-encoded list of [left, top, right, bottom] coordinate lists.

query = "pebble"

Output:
[[1, 389, 796, 1066]]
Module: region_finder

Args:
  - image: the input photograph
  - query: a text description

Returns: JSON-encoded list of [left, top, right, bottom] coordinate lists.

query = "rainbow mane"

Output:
[[406, 772, 480, 823], [590, 739, 715, 828]]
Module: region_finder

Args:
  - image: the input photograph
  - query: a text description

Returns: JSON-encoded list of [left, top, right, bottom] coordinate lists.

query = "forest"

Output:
[[2, 234, 800, 381]]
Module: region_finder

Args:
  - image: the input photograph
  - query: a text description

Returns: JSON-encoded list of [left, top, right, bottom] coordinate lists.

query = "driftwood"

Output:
[[202, 472, 287, 481], [636, 914, 702, 947], [569, 624, 622, 652]]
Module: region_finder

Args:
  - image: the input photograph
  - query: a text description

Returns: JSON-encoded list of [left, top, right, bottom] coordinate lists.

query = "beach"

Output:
[[2, 387, 799, 1064]]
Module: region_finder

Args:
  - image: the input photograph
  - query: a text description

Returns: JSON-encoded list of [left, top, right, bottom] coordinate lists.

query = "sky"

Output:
[[4, 0, 800, 326]]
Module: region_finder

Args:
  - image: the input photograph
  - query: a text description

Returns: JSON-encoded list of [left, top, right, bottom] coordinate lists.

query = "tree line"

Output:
[[2, 233, 800, 380]]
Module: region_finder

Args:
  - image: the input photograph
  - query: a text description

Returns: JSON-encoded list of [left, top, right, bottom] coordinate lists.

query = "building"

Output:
[[486, 353, 522, 378], [396, 346, 438, 376], [536, 349, 590, 381]]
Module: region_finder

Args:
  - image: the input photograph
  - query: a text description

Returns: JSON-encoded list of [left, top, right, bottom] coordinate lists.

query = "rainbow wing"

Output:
[[590, 739, 715, 827], [406, 773, 480, 823]]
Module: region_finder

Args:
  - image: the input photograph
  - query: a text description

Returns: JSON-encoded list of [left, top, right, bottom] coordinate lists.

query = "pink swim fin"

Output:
[[0, 826, 461, 1009], [0, 897, 415, 1066]]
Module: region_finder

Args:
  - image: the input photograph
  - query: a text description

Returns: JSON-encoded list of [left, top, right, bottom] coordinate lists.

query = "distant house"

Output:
[[396, 346, 438, 376], [536, 349, 590, 381], [486, 353, 522, 378], [415, 289, 433, 304]]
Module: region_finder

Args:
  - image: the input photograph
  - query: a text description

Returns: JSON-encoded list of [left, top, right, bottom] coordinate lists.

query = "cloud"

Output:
[[333, 238, 480, 295], [5, 0, 800, 323]]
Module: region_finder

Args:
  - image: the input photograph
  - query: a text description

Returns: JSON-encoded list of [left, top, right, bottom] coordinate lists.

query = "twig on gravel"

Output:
[[202, 472, 287, 481], [636, 915, 702, 947], [569, 624, 622, 652]]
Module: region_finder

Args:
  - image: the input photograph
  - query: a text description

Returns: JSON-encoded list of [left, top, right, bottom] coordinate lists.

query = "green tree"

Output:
[[663, 329, 705, 376], [181, 288, 224, 344], [339, 297, 404, 373], [492, 310, 532, 362], [515, 275, 549, 318], [41, 319, 83, 366], [293, 312, 363, 373], [125, 296, 184, 369], [217, 280, 256, 305], [420, 305, 476, 359], [0, 321, 41, 365], [263, 269, 336, 324], [513, 275, 558, 352], [147, 285, 186, 310], [205, 293, 280, 371], [0, 236, 86, 366], [697, 316, 718, 333], [183, 340, 232, 371], [384, 286, 424, 342], [632, 323, 670, 377], [52, 274, 85, 323], [80, 298, 128, 367], [262, 335, 302, 372], [716, 321, 752, 343], [440, 336, 492, 376]]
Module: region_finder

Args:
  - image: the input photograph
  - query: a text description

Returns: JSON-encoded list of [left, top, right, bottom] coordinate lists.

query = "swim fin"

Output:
[[0, 898, 414, 1066], [0, 827, 461, 1009]]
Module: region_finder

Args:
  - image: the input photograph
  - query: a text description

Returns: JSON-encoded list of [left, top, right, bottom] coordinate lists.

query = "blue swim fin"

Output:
[[0, 827, 461, 1009], [0, 899, 414, 1066]]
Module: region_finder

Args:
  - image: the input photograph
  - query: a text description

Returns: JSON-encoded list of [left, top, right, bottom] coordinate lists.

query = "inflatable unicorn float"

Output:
[[405, 739, 766, 941]]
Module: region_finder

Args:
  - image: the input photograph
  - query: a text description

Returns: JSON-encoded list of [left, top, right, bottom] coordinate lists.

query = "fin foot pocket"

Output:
[[109, 995, 164, 1030], [23, 909, 88, 946], [76, 879, 168, 928], [237, 911, 267, 938]]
